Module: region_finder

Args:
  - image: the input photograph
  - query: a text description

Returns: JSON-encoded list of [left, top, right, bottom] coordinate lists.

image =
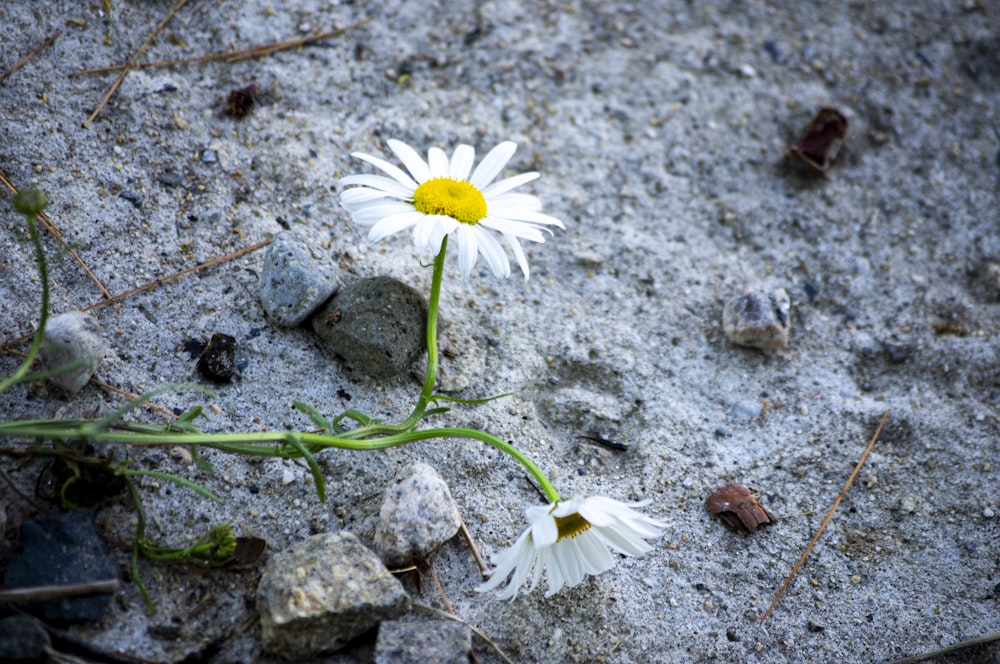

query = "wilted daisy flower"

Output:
[[339, 139, 564, 279], [477, 496, 664, 600]]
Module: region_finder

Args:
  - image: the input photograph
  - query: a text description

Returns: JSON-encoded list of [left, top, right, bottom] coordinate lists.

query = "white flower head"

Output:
[[339, 139, 564, 280], [477, 496, 664, 600]]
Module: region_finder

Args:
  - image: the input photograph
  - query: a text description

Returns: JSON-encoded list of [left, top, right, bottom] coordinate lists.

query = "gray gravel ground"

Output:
[[1, 1, 999, 662]]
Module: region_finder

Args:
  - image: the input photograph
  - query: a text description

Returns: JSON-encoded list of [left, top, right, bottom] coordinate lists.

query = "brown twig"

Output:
[[459, 518, 489, 575], [759, 410, 889, 625], [0, 30, 61, 85], [0, 579, 119, 604], [1, 237, 272, 352], [70, 20, 372, 76], [83, 0, 189, 127], [0, 170, 115, 304]]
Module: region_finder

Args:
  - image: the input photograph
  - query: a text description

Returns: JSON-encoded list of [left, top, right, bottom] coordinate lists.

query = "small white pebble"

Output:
[[984, 507, 995, 518], [281, 467, 296, 485]]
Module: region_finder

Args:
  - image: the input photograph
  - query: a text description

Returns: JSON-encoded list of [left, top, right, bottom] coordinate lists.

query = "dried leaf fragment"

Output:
[[706, 483, 775, 534], [787, 107, 848, 173]]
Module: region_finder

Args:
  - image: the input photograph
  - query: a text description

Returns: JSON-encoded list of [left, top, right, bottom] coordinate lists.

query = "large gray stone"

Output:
[[311, 276, 427, 380], [41, 311, 108, 394], [256, 531, 410, 660], [258, 231, 341, 327], [374, 462, 462, 567], [375, 619, 472, 664]]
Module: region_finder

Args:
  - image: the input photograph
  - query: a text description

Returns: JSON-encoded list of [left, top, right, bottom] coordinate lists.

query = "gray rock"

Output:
[[256, 531, 410, 660], [722, 287, 791, 350], [311, 277, 427, 380], [374, 462, 462, 567], [40, 311, 108, 394], [375, 619, 472, 664], [259, 231, 341, 327], [0, 615, 51, 662], [3, 509, 117, 624]]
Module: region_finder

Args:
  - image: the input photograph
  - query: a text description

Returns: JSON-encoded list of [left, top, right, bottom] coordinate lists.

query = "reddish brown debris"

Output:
[[706, 483, 775, 534], [226, 83, 261, 117], [787, 107, 848, 173]]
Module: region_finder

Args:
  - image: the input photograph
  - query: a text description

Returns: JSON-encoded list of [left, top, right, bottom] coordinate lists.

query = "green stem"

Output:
[[0, 421, 561, 503], [0, 212, 50, 393], [337, 237, 447, 438]]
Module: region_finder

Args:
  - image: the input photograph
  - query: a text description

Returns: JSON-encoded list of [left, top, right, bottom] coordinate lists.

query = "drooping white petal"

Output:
[[454, 224, 480, 276], [387, 139, 432, 183], [473, 226, 512, 279], [470, 141, 517, 189]]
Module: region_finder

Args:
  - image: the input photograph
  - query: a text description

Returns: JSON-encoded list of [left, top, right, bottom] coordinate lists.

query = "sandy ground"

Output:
[[1, 1, 999, 662]]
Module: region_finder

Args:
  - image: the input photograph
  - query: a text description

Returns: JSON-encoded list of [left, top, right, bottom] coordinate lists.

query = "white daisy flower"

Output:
[[477, 496, 664, 600], [339, 139, 564, 279]]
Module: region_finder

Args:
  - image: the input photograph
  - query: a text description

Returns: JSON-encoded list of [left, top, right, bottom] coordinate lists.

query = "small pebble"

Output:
[[900, 495, 917, 513], [729, 400, 763, 420], [312, 277, 427, 380], [196, 332, 236, 383], [374, 462, 462, 567], [806, 619, 825, 632], [723, 287, 791, 350], [258, 231, 341, 327], [41, 311, 109, 394], [984, 507, 995, 518]]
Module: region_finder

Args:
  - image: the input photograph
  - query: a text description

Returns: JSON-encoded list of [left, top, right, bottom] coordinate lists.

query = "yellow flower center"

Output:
[[412, 177, 487, 225], [554, 512, 592, 540]]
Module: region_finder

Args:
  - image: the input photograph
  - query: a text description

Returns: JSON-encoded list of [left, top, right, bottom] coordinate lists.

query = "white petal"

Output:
[[488, 192, 544, 211], [504, 233, 530, 280], [482, 171, 539, 198], [427, 147, 449, 178], [576, 532, 615, 574], [340, 187, 399, 208], [340, 174, 415, 199], [414, 215, 458, 253], [368, 212, 424, 242], [541, 548, 566, 597], [349, 201, 417, 226], [491, 208, 566, 229], [531, 510, 559, 548], [480, 217, 548, 243], [454, 224, 480, 276], [473, 227, 511, 278], [470, 141, 516, 189], [594, 525, 654, 557], [449, 144, 475, 180], [388, 139, 431, 183], [351, 152, 419, 189]]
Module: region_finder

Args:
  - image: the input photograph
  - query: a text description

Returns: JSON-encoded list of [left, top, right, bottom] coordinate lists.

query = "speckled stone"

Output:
[[311, 277, 427, 380], [258, 231, 341, 327], [256, 531, 410, 660], [374, 462, 462, 567], [40, 311, 108, 394], [722, 287, 791, 350], [375, 619, 471, 664]]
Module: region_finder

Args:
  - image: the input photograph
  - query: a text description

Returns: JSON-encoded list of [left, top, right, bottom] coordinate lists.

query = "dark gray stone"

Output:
[[375, 619, 471, 664], [41, 311, 108, 394], [259, 231, 341, 327], [2, 509, 117, 624], [311, 277, 427, 380], [256, 531, 410, 660], [374, 462, 462, 567], [722, 287, 791, 350], [0, 615, 51, 663]]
